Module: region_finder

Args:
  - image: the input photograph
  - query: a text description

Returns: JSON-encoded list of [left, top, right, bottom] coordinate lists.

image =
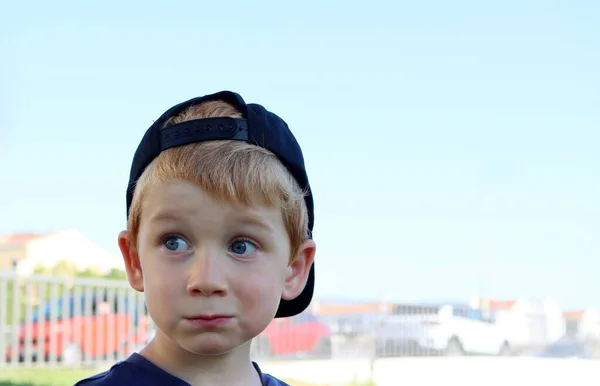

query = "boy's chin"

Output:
[[181, 339, 247, 357]]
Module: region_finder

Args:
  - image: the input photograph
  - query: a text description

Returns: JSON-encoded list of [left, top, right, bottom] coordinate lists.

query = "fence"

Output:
[[0, 271, 150, 369], [1, 271, 597, 372]]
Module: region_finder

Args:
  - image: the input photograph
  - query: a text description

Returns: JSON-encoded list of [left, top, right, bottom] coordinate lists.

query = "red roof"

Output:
[[0, 233, 48, 247], [478, 299, 517, 311], [563, 311, 585, 319], [490, 300, 516, 310]]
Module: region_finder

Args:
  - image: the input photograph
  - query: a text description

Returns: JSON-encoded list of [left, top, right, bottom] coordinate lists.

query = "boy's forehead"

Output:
[[141, 180, 281, 230], [142, 179, 272, 211]]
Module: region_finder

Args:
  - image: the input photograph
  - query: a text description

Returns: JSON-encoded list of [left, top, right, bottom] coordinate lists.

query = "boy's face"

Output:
[[119, 179, 315, 357]]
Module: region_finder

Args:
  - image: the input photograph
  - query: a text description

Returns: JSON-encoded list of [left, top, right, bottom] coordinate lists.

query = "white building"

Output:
[[0, 229, 122, 275], [471, 296, 565, 349], [564, 309, 600, 341]]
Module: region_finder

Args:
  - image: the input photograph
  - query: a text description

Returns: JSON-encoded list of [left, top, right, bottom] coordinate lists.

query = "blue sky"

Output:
[[1, 1, 599, 309]]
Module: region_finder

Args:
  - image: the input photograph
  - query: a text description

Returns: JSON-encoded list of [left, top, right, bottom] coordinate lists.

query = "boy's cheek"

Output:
[[245, 278, 286, 311]]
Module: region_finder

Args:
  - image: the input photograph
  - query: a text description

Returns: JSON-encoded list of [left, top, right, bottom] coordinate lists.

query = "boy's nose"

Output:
[[185, 248, 228, 297]]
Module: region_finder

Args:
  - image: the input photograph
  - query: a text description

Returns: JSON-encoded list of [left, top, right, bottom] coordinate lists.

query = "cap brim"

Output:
[[274, 262, 315, 318]]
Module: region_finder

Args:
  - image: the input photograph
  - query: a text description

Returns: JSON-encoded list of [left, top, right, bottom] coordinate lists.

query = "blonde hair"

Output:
[[128, 100, 309, 260]]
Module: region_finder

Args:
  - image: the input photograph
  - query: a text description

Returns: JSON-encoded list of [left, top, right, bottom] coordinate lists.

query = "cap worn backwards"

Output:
[[125, 91, 315, 318]]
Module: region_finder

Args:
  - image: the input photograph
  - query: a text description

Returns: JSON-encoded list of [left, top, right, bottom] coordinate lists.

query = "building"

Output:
[[564, 309, 600, 341], [0, 229, 122, 276], [472, 296, 565, 349]]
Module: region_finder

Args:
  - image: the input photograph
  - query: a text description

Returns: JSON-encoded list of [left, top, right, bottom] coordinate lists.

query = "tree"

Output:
[[76, 266, 104, 278], [30, 260, 127, 280], [104, 268, 127, 280], [32, 259, 77, 277], [52, 259, 78, 277]]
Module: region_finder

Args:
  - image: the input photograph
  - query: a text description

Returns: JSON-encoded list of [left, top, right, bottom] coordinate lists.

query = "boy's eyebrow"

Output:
[[147, 210, 274, 232], [234, 213, 275, 233], [147, 211, 185, 224]]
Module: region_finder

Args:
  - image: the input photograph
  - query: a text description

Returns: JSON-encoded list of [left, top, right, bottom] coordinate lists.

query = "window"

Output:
[[566, 320, 580, 336], [393, 305, 440, 315]]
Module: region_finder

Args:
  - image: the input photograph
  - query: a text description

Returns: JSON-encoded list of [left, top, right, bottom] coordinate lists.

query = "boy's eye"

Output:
[[163, 236, 189, 252], [229, 240, 257, 255]]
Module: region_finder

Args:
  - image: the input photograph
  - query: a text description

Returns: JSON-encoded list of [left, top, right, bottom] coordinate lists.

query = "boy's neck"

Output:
[[139, 331, 262, 386]]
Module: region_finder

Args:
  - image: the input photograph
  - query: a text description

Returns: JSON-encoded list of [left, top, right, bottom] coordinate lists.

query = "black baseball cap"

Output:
[[125, 91, 315, 318]]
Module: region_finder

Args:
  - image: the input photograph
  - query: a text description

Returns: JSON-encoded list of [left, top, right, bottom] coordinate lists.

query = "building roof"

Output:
[[563, 311, 585, 320], [0, 233, 51, 247], [488, 299, 517, 310]]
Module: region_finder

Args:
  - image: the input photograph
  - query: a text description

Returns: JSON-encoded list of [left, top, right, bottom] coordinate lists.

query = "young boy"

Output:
[[75, 91, 317, 385]]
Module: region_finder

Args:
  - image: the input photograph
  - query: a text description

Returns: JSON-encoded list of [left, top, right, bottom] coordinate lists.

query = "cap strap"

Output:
[[160, 117, 248, 151]]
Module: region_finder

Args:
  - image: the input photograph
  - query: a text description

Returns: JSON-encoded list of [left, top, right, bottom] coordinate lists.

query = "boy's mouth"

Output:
[[184, 314, 234, 327]]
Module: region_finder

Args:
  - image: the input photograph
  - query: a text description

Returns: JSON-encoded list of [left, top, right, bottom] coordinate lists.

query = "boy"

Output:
[[75, 91, 317, 385]]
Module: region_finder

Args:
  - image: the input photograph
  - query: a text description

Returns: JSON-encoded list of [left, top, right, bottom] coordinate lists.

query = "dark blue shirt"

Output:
[[74, 353, 289, 386]]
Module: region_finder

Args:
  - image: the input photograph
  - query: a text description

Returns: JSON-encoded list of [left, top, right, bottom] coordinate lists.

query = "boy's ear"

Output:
[[281, 239, 316, 301], [118, 231, 144, 292]]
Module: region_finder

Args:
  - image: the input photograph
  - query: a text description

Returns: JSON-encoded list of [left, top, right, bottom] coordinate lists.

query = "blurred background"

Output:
[[1, 1, 599, 385]]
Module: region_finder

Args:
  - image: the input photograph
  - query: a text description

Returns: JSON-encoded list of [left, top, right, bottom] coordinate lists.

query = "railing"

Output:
[[0, 271, 151, 368], [1, 271, 597, 370]]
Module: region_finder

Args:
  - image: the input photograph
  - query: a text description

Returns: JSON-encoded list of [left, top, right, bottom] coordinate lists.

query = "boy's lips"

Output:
[[184, 314, 234, 327], [185, 314, 233, 320]]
